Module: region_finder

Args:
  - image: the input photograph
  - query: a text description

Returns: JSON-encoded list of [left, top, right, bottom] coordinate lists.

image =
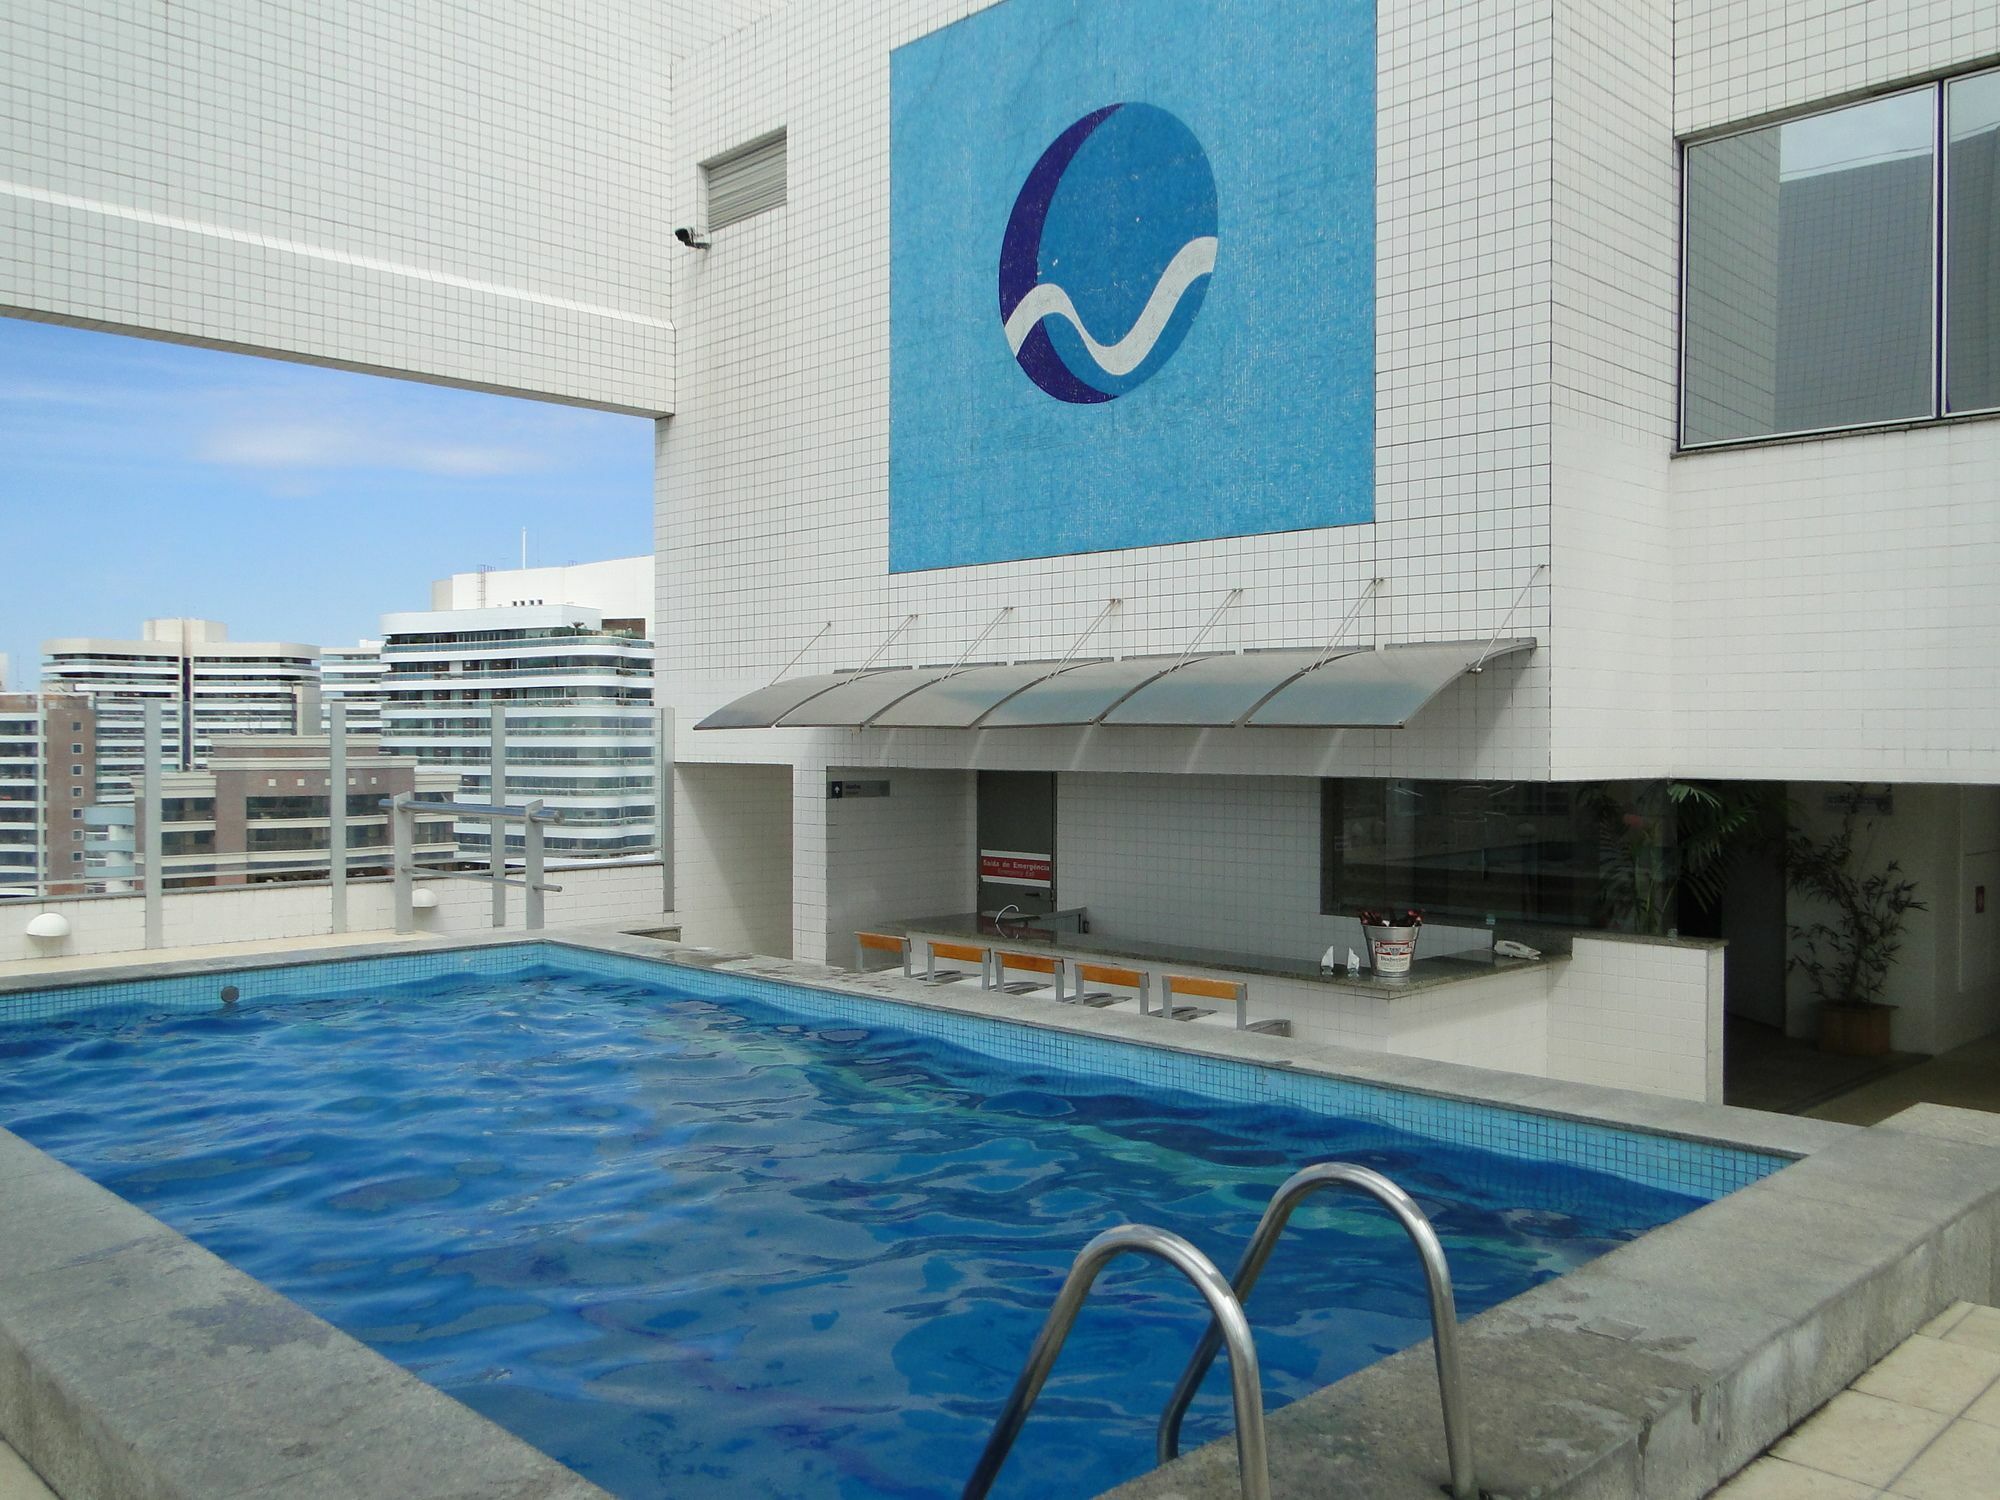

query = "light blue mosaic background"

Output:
[[0, 941, 1784, 1203], [887, 0, 1377, 571]]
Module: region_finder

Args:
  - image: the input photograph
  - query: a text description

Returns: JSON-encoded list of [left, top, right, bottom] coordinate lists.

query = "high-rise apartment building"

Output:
[[142, 737, 456, 889], [42, 620, 320, 802], [428, 557, 651, 630], [372, 604, 656, 863], [320, 642, 385, 736], [0, 692, 98, 898]]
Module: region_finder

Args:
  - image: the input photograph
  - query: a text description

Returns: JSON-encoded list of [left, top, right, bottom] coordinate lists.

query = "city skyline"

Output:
[[0, 317, 653, 687]]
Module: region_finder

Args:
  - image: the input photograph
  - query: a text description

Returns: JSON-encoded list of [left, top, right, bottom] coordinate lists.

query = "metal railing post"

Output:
[[141, 700, 163, 949], [657, 704, 673, 913], [523, 800, 546, 931], [391, 793, 414, 934], [489, 703, 507, 926], [328, 701, 347, 934]]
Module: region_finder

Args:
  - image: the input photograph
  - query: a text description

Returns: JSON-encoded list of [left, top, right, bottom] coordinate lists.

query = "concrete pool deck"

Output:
[[1, 931, 1999, 1499]]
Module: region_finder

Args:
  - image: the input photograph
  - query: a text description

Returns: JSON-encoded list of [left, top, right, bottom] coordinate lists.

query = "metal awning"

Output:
[[869, 660, 1105, 728], [978, 656, 1212, 728], [1244, 639, 1537, 727], [1101, 648, 1359, 727], [693, 639, 1537, 731], [776, 665, 972, 728], [692, 670, 892, 730]]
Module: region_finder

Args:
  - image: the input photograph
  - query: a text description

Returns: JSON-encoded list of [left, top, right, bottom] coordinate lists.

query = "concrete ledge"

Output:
[[0, 1129, 608, 1500], [1101, 1109, 2000, 1500]]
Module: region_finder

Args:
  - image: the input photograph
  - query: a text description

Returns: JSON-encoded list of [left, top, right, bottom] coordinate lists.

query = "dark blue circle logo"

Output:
[[999, 104, 1217, 404]]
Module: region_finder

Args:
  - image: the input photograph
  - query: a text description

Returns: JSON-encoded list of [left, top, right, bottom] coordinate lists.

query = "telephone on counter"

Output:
[[1494, 939, 1542, 961]]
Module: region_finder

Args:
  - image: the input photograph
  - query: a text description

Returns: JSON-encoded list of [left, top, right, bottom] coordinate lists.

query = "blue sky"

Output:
[[0, 318, 653, 688]]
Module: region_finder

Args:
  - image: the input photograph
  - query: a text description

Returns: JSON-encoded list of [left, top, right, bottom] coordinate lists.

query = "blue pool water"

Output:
[[0, 960, 1755, 1499]]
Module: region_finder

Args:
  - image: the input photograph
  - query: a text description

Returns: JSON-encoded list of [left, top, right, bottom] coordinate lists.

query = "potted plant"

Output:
[[1589, 780, 1773, 936], [1785, 806, 1925, 1056]]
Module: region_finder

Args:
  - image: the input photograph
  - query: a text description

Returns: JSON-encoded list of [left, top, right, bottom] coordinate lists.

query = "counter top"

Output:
[[888, 914, 1568, 997]]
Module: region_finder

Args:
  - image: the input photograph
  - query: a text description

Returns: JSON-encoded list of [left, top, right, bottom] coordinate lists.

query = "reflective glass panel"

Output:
[[1684, 90, 1936, 443], [1948, 70, 2000, 413]]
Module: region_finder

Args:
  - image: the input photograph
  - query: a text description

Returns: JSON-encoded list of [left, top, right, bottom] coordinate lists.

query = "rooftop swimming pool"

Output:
[[0, 945, 1785, 1499]]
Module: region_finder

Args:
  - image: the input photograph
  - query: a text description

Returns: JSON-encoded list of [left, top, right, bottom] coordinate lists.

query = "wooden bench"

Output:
[[924, 939, 988, 986], [1164, 973, 1247, 1028], [987, 949, 1065, 996], [1159, 974, 1288, 1033], [854, 930, 911, 977], [1066, 961, 1151, 1012]]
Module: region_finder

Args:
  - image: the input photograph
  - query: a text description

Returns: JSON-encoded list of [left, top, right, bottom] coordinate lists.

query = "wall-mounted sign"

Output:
[[887, 0, 1377, 572], [979, 849, 1053, 888], [828, 779, 891, 799], [1823, 787, 1893, 816]]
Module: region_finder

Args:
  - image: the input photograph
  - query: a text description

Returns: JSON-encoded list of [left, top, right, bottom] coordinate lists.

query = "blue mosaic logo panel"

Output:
[[888, 0, 1376, 572]]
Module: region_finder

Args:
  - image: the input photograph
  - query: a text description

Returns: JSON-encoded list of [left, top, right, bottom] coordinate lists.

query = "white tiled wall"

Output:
[[1664, 1, 2000, 784], [1550, 936, 1722, 1102], [0, 0, 737, 413], [1548, 1, 1678, 779], [674, 762, 795, 955], [659, 0, 1558, 784], [1054, 773, 1492, 965], [804, 767, 975, 966]]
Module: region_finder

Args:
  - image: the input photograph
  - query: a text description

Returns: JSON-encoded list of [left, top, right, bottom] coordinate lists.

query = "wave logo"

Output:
[[999, 104, 1217, 404]]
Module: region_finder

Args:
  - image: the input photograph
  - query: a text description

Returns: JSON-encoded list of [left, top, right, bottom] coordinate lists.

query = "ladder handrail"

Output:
[[1156, 1164, 1477, 1500], [962, 1224, 1271, 1500]]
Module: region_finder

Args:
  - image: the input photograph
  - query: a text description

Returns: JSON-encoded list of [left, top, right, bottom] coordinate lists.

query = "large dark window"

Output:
[[1321, 780, 1610, 927], [1684, 88, 1937, 444], [246, 794, 328, 820]]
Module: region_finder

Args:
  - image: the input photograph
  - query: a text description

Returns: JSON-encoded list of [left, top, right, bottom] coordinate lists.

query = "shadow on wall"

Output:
[[675, 763, 794, 958]]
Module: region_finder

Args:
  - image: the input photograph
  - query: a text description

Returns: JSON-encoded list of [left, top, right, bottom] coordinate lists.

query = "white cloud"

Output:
[[196, 419, 546, 477]]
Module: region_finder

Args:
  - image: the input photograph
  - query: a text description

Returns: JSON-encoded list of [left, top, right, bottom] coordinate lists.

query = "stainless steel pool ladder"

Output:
[[1157, 1162, 1478, 1500], [961, 1225, 1271, 1500]]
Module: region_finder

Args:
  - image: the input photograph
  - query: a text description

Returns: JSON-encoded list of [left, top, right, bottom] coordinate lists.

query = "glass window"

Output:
[[1947, 70, 2000, 413], [1322, 780, 1619, 927], [1684, 89, 1936, 443]]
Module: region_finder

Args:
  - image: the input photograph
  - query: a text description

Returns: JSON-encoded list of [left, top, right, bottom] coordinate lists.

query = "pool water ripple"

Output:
[[0, 970, 1705, 1499]]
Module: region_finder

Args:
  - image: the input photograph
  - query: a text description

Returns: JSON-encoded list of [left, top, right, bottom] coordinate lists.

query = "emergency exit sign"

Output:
[[980, 850, 1052, 888]]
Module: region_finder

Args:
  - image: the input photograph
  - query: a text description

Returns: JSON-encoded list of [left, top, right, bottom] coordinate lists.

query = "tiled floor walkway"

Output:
[[1712, 1303, 2000, 1498], [0, 1442, 54, 1500]]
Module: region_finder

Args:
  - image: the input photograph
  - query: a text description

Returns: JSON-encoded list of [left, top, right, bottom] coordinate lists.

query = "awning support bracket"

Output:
[[860, 614, 919, 671], [953, 606, 1014, 669], [1176, 588, 1244, 667], [1470, 564, 1547, 672], [1061, 598, 1121, 663], [773, 622, 832, 683], [1315, 577, 1384, 667]]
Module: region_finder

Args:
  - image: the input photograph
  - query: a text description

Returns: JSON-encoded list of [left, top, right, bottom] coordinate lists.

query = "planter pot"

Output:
[[1819, 1001, 1894, 1057], [1362, 924, 1420, 976]]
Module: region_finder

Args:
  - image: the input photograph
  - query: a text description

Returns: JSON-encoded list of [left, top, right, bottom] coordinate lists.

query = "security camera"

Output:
[[674, 227, 711, 250]]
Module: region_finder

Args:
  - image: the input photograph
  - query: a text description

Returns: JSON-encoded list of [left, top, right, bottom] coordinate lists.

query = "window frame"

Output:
[[1675, 73, 1999, 451], [1943, 67, 2000, 420]]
